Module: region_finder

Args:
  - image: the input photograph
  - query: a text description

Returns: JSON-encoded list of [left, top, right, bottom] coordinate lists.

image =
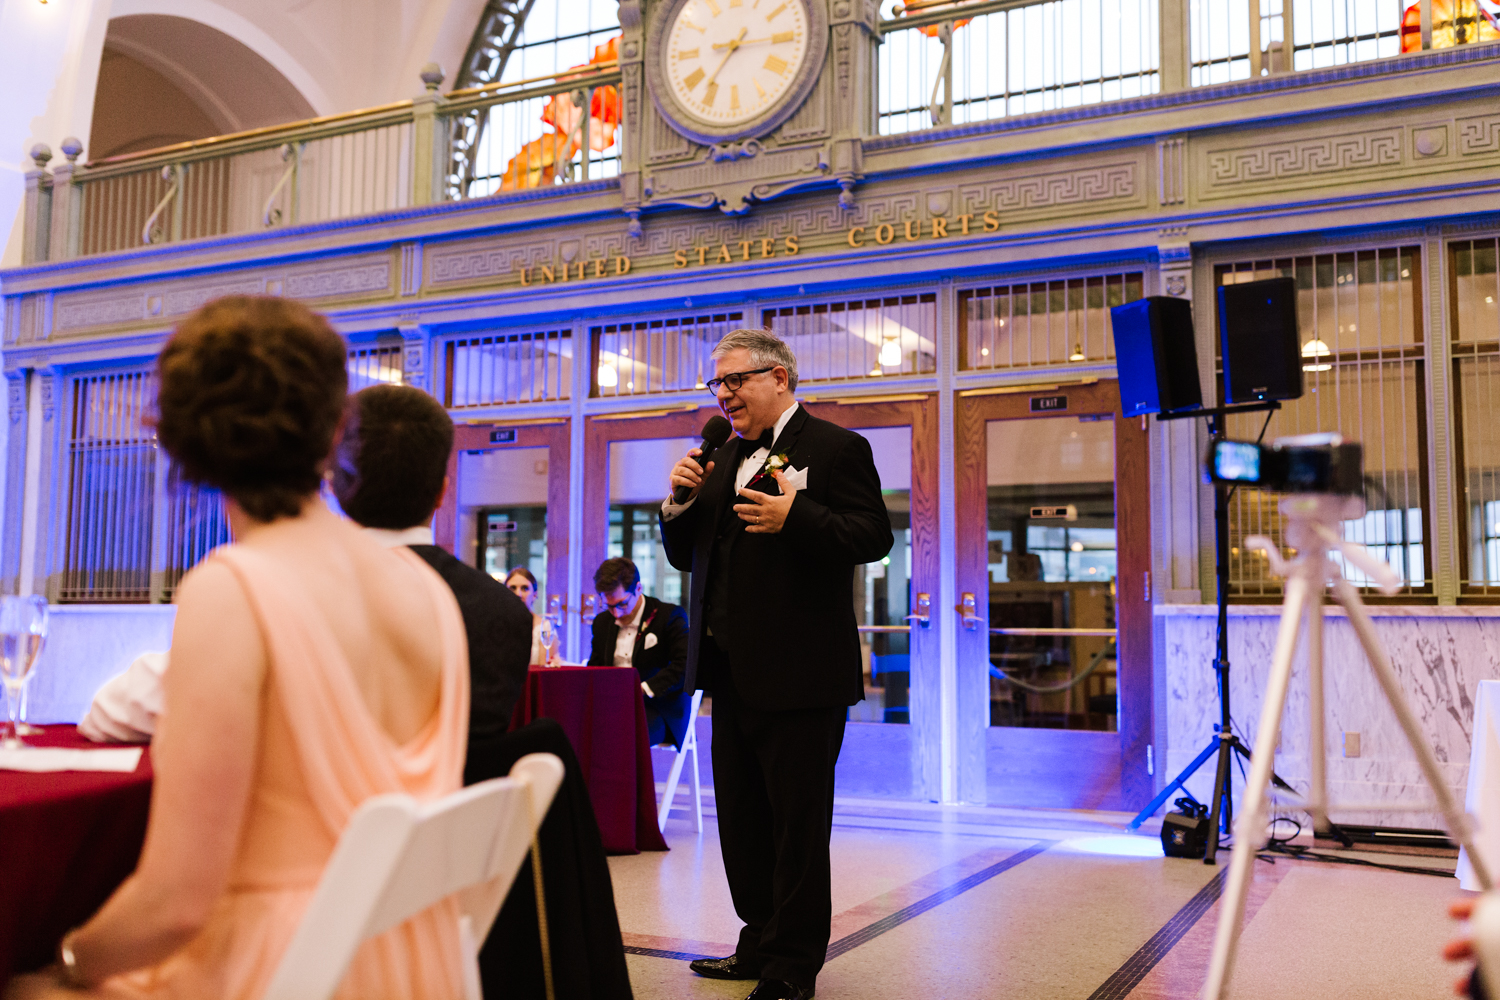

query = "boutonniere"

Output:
[[766, 451, 791, 472]]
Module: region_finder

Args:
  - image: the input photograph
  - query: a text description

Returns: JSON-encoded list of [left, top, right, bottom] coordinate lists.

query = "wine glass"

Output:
[[1, 595, 47, 749], [16, 682, 39, 736], [537, 616, 558, 667]]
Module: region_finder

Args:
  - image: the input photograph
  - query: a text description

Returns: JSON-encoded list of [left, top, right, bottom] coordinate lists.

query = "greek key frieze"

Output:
[[956, 163, 1138, 216], [55, 294, 146, 332], [163, 279, 267, 317], [430, 245, 551, 283], [1458, 115, 1500, 156], [1205, 130, 1402, 188], [281, 262, 391, 299]]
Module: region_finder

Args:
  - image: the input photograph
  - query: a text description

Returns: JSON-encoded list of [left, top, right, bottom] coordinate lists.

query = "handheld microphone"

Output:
[[673, 415, 732, 504]]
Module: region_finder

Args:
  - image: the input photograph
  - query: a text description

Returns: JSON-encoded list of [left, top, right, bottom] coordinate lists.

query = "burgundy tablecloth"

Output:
[[0, 726, 153, 990], [510, 665, 669, 855]]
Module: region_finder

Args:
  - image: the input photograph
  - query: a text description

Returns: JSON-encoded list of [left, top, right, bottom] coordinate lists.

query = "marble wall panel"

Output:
[[22, 605, 176, 725], [1159, 605, 1500, 829]]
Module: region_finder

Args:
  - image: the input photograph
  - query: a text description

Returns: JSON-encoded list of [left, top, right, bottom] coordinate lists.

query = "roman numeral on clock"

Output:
[[763, 54, 788, 76], [703, 81, 719, 107], [683, 67, 705, 90]]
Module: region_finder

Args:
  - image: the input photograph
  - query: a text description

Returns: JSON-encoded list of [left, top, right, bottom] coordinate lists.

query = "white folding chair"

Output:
[[657, 689, 704, 833], [263, 752, 564, 1000]]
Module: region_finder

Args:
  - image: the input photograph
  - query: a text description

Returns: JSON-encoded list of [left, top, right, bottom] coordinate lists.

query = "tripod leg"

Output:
[[1307, 593, 1329, 834], [1203, 732, 1233, 864], [1333, 577, 1494, 891], [1203, 573, 1313, 1000]]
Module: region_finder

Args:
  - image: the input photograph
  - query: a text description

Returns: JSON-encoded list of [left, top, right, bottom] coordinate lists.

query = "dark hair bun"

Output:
[[156, 296, 348, 522]]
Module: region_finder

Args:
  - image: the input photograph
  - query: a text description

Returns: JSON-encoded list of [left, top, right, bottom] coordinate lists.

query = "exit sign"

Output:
[[490, 428, 517, 443], [1030, 395, 1068, 412]]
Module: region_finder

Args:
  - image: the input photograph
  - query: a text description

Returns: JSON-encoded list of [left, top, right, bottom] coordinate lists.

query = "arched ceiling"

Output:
[[89, 14, 317, 162]]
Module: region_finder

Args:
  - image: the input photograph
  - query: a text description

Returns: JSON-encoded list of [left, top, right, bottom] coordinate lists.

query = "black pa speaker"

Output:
[[1218, 277, 1303, 404], [1109, 296, 1202, 418]]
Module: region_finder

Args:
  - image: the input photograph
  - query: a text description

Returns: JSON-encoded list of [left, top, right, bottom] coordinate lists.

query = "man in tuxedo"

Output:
[[661, 330, 893, 1000], [586, 557, 693, 748], [331, 383, 533, 739], [333, 385, 634, 1000]]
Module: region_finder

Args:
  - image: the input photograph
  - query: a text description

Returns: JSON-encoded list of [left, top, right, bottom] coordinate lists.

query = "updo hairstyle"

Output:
[[155, 296, 348, 522]]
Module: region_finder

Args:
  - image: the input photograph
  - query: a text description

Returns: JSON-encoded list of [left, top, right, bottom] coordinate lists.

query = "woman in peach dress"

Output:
[[8, 297, 471, 1000]]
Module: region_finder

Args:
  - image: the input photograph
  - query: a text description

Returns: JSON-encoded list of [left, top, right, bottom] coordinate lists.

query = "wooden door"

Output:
[[434, 419, 571, 618], [956, 379, 1152, 810]]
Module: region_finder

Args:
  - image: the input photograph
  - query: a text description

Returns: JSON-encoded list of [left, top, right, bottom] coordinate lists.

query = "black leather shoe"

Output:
[[688, 955, 762, 980], [744, 979, 814, 1000]]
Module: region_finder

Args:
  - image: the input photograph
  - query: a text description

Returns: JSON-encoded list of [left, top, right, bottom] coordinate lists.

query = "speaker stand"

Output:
[[1124, 403, 1333, 862]]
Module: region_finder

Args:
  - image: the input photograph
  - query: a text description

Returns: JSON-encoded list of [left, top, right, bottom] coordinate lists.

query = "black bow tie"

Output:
[[751, 429, 775, 451]]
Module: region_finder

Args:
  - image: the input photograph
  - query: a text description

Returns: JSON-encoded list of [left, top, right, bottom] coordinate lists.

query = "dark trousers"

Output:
[[703, 640, 847, 990], [465, 719, 634, 1000]]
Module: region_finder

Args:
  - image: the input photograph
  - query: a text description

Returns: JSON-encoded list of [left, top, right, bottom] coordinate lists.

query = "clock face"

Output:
[[663, 0, 811, 128]]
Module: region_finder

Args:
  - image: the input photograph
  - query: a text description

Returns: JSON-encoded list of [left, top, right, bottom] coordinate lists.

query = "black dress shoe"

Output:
[[744, 979, 814, 1000], [688, 955, 762, 980]]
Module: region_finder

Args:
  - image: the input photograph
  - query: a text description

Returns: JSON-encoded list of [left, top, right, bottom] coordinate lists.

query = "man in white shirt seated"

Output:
[[79, 651, 167, 743]]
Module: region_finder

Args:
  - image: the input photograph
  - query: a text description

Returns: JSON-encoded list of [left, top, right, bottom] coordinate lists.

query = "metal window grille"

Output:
[[959, 272, 1143, 371], [445, 329, 573, 407], [1451, 238, 1500, 593], [1189, 0, 1489, 86], [1216, 247, 1428, 597], [59, 342, 396, 601], [591, 312, 744, 397], [1289, 0, 1406, 69], [347, 345, 406, 390], [878, 0, 1160, 136], [161, 478, 231, 600], [60, 373, 158, 603], [463, 0, 622, 197], [762, 294, 938, 383]]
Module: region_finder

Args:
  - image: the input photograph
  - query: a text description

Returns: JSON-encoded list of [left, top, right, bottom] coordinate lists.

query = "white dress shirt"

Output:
[[361, 525, 435, 548], [661, 402, 799, 521], [612, 596, 647, 667]]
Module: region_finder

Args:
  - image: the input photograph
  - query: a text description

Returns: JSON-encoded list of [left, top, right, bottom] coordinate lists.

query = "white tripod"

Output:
[[1201, 492, 1495, 999]]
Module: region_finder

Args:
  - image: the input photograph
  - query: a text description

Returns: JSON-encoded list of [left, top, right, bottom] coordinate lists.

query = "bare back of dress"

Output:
[[109, 541, 472, 1000]]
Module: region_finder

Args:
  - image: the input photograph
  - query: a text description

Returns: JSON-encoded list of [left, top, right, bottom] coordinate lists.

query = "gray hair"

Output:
[[711, 329, 799, 391]]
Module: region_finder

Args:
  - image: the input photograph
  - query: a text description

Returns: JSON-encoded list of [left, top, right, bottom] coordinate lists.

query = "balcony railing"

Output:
[[15, 1, 1500, 265], [20, 60, 623, 265]]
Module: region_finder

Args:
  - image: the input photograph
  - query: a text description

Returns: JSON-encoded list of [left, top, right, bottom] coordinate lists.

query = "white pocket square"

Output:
[[783, 466, 809, 492], [643, 632, 659, 649]]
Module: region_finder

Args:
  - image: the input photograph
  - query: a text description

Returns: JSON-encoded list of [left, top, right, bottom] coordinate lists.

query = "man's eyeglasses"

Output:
[[601, 591, 638, 612], [705, 366, 775, 395]]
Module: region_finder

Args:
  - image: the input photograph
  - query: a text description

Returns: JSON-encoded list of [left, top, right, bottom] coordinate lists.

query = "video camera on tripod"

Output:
[[1207, 434, 1364, 498]]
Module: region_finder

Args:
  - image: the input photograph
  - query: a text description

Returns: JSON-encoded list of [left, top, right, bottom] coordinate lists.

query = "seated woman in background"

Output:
[[7, 296, 470, 1000], [505, 567, 558, 665]]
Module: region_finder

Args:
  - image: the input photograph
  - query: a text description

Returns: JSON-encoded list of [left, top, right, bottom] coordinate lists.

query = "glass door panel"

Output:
[[606, 437, 696, 610], [851, 425, 913, 724], [458, 445, 552, 605], [985, 415, 1118, 731]]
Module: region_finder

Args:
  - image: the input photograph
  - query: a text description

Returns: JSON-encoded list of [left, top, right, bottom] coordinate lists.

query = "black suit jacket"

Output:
[[659, 406, 893, 711], [409, 544, 533, 740], [587, 595, 692, 745]]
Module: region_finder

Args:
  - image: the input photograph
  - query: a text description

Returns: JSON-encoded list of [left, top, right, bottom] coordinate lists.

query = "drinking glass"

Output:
[[538, 616, 558, 667], [1, 595, 48, 749], [16, 682, 38, 736]]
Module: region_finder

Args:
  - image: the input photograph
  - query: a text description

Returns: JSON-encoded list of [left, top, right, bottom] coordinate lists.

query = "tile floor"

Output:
[[609, 794, 1467, 999]]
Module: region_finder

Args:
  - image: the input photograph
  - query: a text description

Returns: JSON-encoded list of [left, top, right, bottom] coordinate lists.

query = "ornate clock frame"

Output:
[[618, 0, 879, 234]]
